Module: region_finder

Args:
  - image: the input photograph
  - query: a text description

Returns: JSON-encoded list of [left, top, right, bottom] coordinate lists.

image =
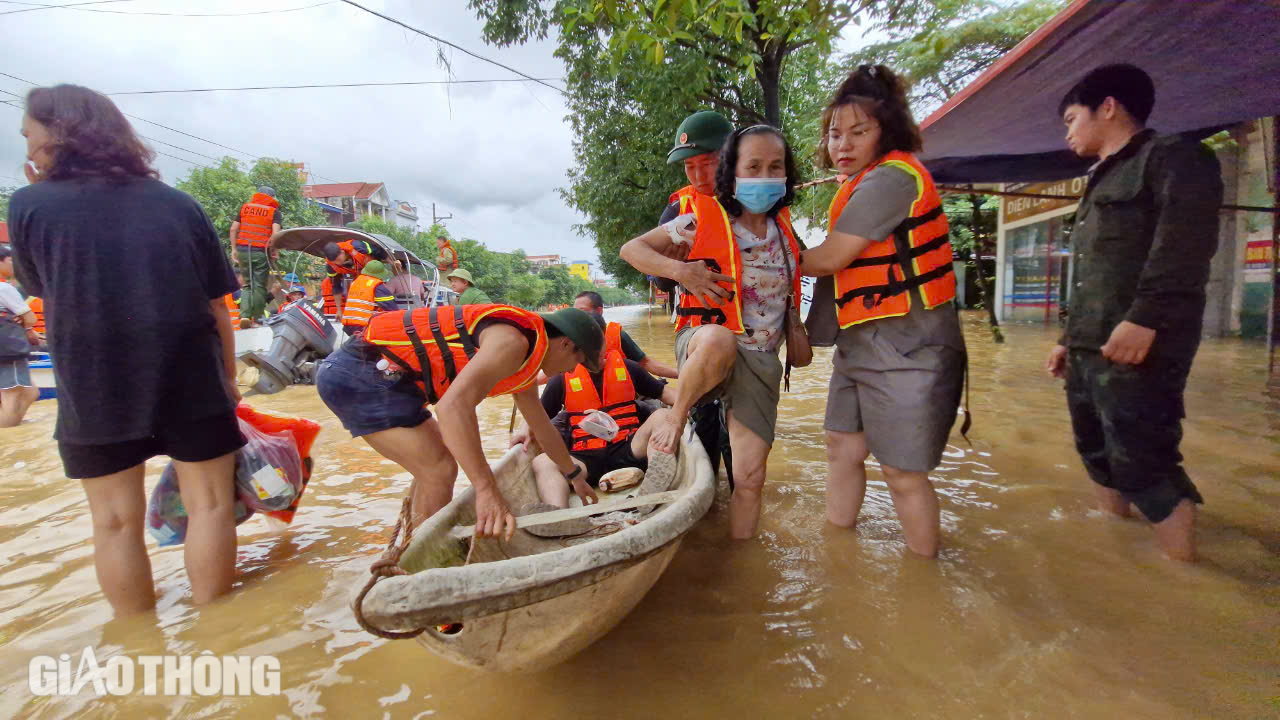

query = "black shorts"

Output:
[[576, 439, 647, 486], [315, 346, 431, 437], [59, 413, 246, 480], [1065, 350, 1203, 523]]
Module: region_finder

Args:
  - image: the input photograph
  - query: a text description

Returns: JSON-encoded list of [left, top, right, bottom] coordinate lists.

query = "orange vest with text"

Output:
[[222, 293, 241, 325], [675, 193, 802, 334], [830, 151, 955, 328], [563, 322, 639, 451], [341, 274, 391, 329], [362, 304, 547, 404], [668, 184, 698, 215], [27, 296, 45, 333], [236, 192, 279, 249]]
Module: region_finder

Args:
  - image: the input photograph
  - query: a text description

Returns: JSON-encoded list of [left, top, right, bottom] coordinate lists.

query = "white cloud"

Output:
[[1, 0, 602, 265]]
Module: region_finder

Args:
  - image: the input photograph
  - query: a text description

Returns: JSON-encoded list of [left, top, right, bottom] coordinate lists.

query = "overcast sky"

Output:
[[1, 0, 875, 273]]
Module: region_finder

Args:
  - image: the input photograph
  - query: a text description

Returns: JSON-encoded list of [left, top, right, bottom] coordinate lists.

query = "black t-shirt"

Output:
[[540, 359, 666, 449], [10, 177, 239, 443]]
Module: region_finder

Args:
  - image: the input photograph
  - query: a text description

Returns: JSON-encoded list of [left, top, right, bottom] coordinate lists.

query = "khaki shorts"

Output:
[[823, 307, 966, 473], [675, 326, 782, 446]]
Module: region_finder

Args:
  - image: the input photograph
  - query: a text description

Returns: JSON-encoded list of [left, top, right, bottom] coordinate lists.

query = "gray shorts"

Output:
[[675, 326, 782, 446], [823, 306, 966, 472], [0, 356, 32, 389]]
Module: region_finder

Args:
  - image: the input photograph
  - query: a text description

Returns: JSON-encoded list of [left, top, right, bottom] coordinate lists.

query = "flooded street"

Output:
[[1, 306, 1276, 719]]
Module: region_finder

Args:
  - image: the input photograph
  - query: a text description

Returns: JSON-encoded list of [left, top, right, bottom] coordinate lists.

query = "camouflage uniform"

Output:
[[1061, 130, 1222, 523]]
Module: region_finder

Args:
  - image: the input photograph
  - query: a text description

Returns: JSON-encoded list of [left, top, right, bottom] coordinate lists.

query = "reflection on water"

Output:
[[1, 307, 1276, 718]]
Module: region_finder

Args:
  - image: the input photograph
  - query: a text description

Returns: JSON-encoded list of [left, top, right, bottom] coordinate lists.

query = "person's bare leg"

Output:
[[80, 464, 156, 614], [650, 326, 737, 454], [1153, 498, 1196, 562], [174, 451, 238, 604], [0, 386, 36, 427], [362, 418, 458, 526], [532, 454, 586, 508], [726, 412, 771, 540], [628, 408, 672, 460], [1093, 484, 1132, 517], [880, 464, 940, 557], [825, 430, 870, 528]]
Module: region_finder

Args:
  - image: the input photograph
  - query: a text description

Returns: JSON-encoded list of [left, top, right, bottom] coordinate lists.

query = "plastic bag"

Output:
[[146, 464, 254, 547], [577, 409, 620, 441], [146, 404, 322, 545]]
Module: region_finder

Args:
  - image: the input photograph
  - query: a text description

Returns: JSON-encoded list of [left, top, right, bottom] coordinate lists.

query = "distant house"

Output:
[[568, 260, 592, 282], [392, 201, 419, 231], [527, 254, 563, 270], [302, 182, 392, 227]]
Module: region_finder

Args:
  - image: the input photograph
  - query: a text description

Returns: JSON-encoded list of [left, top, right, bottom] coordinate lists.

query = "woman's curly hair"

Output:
[[24, 84, 158, 182], [714, 124, 797, 218], [817, 64, 922, 169]]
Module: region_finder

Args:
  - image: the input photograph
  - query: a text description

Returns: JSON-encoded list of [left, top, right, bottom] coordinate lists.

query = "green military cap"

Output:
[[539, 307, 604, 373], [446, 268, 474, 285], [362, 260, 391, 280], [666, 110, 734, 164]]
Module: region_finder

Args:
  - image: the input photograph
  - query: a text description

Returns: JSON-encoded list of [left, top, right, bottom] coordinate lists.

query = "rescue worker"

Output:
[[514, 320, 678, 515], [315, 306, 613, 536], [229, 185, 281, 326], [800, 65, 966, 558], [281, 284, 307, 310], [659, 110, 734, 480], [435, 235, 459, 273], [447, 268, 491, 305], [320, 238, 385, 320], [573, 291, 677, 379], [222, 292, 241, 327], [340, 260, 398, 336], [621, 124, 804, 540]]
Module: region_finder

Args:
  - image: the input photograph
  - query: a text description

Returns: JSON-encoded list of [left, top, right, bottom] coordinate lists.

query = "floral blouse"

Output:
[[732, 218, 789, 352]]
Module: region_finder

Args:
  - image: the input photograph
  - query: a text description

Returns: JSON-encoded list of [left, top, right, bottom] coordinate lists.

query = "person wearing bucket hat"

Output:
[[447, 268, 492, 305], [316, 303, 603, 537], [340, 260, 398, 335]]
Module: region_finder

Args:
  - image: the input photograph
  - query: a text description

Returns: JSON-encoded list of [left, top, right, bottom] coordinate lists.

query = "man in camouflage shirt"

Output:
[[1046, 64, 1222, 562]]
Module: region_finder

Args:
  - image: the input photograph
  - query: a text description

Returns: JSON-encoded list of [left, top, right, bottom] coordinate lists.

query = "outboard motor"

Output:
[[239, 301, 336, 394]]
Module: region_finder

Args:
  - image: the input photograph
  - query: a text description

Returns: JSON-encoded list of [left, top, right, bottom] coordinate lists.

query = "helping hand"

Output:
[[571, 476, 598, 506], [475, 488, 517, 541], [1101, 321, 1156, 365], [678, 259, 735, 307], [509, 425, 530, 449], [1045, 344, 1068, 379]]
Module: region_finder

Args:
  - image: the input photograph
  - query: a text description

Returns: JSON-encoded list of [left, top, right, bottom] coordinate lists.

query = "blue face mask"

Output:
[[734, 177, 787, 214]]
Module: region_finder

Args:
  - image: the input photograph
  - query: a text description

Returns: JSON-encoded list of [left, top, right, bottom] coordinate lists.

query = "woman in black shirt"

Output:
[[9, 85, 244, 614]]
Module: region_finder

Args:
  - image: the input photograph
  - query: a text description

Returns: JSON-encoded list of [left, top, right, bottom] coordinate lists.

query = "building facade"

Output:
[[568, 261, 591, 282]]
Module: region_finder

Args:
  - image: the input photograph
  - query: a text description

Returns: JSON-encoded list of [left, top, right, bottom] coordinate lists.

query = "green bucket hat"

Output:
[[539, 307, 604, 373], [362, 260, 391, 281], [667, 110, 733, 164], [446, 268, 474, 285]]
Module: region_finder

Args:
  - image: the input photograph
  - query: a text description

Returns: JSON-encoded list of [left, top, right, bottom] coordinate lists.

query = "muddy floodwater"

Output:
[[1, 307, 1276, 718]]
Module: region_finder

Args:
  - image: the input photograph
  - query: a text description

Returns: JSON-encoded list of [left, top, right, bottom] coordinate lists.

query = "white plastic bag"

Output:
[[577, 409, 619, 441], [234, 418, 304, 513]]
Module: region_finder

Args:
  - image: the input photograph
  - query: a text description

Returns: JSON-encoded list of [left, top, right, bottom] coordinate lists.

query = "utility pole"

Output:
[[432, 202, 453, 226]]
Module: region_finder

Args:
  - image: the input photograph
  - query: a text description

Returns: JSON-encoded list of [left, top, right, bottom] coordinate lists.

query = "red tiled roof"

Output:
[[303, 182, 384, 200]]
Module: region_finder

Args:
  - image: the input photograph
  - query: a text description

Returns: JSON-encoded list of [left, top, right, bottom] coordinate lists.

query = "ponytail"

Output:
[[818, 64, 922, 168]]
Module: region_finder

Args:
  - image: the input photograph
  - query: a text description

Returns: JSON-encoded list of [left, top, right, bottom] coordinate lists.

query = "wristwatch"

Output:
[[564, 465, 583, 482]]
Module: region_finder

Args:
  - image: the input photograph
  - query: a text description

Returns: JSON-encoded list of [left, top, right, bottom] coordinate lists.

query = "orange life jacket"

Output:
[[325, 239, 374, 279], [563, 323, 639, 452], [675, 193, 802, 334], [320, 276, 342, 319], [341, 274, 393, 329], [830, 151, 955, 328], [222, 293, 241, 325], [668, 184, 698, 215], [436, 239, 459, 271], [363, 304, 547, 404], [236, 192, 279, 249], [27, 296, 45, 333]]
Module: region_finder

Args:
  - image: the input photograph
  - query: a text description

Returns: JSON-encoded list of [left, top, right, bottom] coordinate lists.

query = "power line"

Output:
[[338, 0, 567, 96], [0, 0, 334, 16], [105, 77, 565, 96], [0, 0, 131, 17]]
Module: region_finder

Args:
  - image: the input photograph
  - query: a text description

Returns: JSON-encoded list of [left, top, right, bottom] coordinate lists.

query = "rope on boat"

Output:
[[352, 494, 428, 640]]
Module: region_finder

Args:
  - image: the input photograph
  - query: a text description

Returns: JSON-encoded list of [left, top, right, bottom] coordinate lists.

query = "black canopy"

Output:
[[918, 0, 1280, 183]]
